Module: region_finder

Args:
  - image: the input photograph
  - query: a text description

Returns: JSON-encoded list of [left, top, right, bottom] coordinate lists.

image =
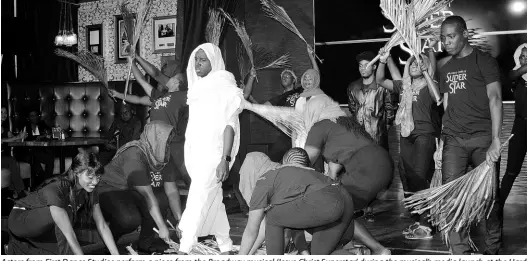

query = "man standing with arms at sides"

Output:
[[439, 15, 503, 255], [347, 51, 398, 222]]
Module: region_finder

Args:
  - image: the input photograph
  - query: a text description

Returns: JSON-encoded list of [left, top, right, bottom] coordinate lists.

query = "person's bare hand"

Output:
[[427, 36, 438, 49], [108, 89, 119, 98], [378, 48, 390, 63], [419, 60, 428, 72], [249, 68, 257, 79], [158, 226, 170, 242], [216, 160, 230, 183], [486, 137, 501, 164]]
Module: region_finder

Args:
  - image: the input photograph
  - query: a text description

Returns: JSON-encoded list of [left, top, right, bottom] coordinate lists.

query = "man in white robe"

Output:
[[178, 43, 243, 254]]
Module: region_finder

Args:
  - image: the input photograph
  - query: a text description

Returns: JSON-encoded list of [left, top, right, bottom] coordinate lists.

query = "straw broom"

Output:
[[404, 135, 513, 249], [205, 8, 227, 46], [119, 0, 153, 104], [54, 49, 117, 102], [260, 0, 322, 63]]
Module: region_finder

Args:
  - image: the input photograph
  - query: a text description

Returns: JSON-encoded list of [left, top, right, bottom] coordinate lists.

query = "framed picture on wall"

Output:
[[115, 15, 140, 64], [86, 24, 103, 55], [153, 15, 177, 54]]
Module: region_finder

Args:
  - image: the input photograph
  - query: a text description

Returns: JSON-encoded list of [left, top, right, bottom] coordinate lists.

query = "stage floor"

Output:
[[83, 198, 527, 255]]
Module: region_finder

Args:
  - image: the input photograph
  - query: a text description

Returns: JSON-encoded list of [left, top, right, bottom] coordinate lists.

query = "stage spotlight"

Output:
[[509, 0, 526, 15]]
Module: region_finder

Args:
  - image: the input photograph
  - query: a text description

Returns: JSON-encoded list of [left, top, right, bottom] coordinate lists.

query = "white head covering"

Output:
[[186, 43, 226, 89], [513, 43, 527, 81]]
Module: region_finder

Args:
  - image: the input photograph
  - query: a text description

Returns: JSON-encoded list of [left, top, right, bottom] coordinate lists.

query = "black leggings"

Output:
[[8, 207, 72, 254], [500, 116, 527, 205], [98, 187, 170, 249], [265, 185, 354, 255], [165, 141, 191, 187]]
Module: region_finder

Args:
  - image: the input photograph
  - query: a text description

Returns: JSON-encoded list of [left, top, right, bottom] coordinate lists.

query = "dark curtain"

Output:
[[5, 0, 78, 83], [179, 0, 237, 72]]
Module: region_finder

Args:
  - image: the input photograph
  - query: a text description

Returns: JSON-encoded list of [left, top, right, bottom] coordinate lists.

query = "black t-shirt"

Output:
[[305, 119, 374, 166], [439, 49, 500, 137], [15, 180, 97, 211], [248, 166, 333, 211], [392, 80, 437, 136], [150, 89, 188, 142], [101, 146, 176, 191], [513, 78, 526, 119], [268, 88, 303, 107]]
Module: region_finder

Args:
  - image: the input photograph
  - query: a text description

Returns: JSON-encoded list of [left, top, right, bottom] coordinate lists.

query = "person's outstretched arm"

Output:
[[307, 45, 319, 73], [375, 51, 395, 92], [135, 55, 171, 86], [509, 64, 527, 81], [164, 181, 183, 235], [130, 58, 154, 97], [49, 206, 84, 255], [134, 185, 171, 242], [109, 89, 151, 106], [239, 208, 265, 255], [92, 203, 120, 254], [242, 69, 257, 100]]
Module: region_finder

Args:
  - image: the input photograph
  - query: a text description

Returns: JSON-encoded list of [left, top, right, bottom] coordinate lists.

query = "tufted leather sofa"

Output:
[[7, 81, 148, 138], [6, 81, 149, 173]]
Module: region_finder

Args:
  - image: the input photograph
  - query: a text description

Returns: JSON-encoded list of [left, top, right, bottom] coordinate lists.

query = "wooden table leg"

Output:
[[59, 147, 65, 174]]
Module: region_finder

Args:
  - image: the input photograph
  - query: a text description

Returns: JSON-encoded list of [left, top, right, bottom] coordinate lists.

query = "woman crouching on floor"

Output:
[[7, 151, 119, 255], [239, 148, 354, 255]]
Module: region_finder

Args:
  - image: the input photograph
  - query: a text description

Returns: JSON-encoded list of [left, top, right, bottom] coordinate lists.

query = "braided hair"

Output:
[[282, 147, 310, 167]]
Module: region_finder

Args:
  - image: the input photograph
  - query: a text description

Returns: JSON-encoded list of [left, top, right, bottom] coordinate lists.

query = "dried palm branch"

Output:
[[236, 42, 251, 85], [219, 9, 255, 75], [152, 228, 221, 255], [468, 28, 491, 53], [404, 135, 513, 250], [245, 103, 305, 138], [54, 49, 108, 89], [120, 0, 153, 104], [260, 0, 322, 63], [430, 138, 443, 188], [205, 8, 227, 46], [367, 0, 453, 68], [253, 46, 291, 71], [54, 49, 116, 102]]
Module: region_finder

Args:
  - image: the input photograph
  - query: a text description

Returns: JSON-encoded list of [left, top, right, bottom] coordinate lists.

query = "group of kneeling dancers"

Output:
[[6, 41, 397, 255]]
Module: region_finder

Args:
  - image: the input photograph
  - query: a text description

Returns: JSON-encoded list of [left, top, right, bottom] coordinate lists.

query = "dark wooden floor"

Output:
[[82, 198, 526, 255]]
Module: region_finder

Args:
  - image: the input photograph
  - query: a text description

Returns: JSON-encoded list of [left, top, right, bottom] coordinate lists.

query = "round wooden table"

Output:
[[5, 137, 107, 174]]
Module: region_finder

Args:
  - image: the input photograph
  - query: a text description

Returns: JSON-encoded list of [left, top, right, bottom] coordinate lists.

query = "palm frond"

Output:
[[205, 8, 227, 46], [405, 135, 512, 250], [219, 8, 255, 71], [54, 49, 108, 89], [119, 0, 153, 103], [260, 0, 321, 62], [236, 42, 251, 84], [468, 28, 491, 53], [253, 46, 291, 70]]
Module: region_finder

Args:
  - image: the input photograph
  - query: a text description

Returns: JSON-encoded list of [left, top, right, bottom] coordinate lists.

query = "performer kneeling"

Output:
[[98, 121, 183, 253], [7, 151, 119, 255], [239, 148, 353, 255]]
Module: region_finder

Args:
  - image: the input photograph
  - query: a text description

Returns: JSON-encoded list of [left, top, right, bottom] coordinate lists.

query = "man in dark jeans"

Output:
[[439, 16, 503, 255]]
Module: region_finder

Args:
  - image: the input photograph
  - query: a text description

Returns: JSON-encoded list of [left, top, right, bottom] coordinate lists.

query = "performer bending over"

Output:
[[7, 151, 119, 255], [178, 43, 244, 254], [375, 43, 439, 240], [239, 148, 353, 255], [303, 101, 392, 255], [98, 121, 183, 253]]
